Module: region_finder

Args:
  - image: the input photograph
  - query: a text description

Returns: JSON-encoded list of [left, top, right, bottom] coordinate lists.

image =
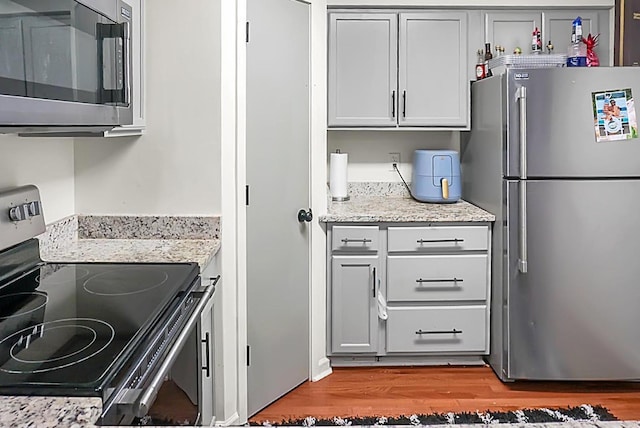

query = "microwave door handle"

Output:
[[122, 21, 131, 106], [96, 22, 129, 105]]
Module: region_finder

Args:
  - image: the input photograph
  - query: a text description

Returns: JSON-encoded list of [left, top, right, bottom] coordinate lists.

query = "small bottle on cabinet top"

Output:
[[484, 43, 493, 77], [475, 49, 486, 80]]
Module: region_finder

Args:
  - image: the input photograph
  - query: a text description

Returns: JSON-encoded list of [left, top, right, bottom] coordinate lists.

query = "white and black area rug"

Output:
[[250, 404, 617, 426]]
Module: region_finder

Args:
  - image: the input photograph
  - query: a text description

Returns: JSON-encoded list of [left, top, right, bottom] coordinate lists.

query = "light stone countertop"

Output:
[[0, 396, 102, 428], [41, 237, 220, 269], [320, 196, 495, 223]]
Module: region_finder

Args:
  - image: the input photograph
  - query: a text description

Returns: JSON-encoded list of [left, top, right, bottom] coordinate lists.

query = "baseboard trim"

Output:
[[214, 411, 240, 426], [312, 357, 332, 381], [329, 355, 487, 367]]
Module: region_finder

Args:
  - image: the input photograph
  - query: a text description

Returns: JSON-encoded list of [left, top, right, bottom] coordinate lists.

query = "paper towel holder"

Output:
[[331, 149, 350, 202]]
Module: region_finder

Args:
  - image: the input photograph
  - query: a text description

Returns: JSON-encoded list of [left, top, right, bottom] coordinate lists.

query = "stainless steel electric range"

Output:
[[0, 185, 217, 425]]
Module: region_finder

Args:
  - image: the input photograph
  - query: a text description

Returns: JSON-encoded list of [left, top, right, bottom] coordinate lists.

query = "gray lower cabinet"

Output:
[[386, 306, 487, 353], [327, 223, 491, 365], [331, 255, 379, 353], [329, 225, 380, 353]]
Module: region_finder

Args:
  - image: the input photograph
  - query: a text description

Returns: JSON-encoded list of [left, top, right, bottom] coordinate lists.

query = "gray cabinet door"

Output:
[[544, 10, 608, 65], [328, 13, 397, 127], [485, 11, 542, 56], [399, 12, 468, 127], [331, 255, 378, 353]]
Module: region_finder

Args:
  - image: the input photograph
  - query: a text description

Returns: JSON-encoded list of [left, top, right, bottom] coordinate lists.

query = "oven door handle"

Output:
[[135, 279, 216, 418]]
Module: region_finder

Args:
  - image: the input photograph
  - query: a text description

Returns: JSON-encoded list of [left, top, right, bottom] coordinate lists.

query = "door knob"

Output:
[[297, 208, 313, 223]]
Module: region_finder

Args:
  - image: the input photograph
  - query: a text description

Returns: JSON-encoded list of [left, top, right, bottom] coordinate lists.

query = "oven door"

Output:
[[100, 275, 218, 426], [0, 0, 132, 132]]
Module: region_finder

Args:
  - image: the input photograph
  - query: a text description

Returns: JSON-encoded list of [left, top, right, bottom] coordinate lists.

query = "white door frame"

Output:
[[219, 0, 329, 425]]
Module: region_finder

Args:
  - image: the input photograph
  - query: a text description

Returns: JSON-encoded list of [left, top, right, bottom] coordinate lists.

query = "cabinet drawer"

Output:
[[386, 306, 487, 353], [387, 255, 488, 302], [387, 226, 488, 252], [332, 226, 379, 252]]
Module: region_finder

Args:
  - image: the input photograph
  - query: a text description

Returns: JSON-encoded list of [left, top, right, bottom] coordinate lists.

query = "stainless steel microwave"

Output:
[[0, 0, 133, 134]]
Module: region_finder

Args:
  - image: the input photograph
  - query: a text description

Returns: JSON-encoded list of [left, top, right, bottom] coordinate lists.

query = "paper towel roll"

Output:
[[330, 152, 349, 200]]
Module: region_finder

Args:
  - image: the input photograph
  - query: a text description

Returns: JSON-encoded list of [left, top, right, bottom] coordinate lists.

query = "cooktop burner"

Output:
[[36, 267, 90, 285], [0, 292, 48, 319], [0, 257, 199, 395], [1, 318, 115, 374], [83, 266, 169, 296]]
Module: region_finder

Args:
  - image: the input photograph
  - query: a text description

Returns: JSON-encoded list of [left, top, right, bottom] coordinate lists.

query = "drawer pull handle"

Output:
[[341, 238, 372, 244], [416, 238, 464, 244], [415, 329, 462, 335], [416, 278, 463, 284]]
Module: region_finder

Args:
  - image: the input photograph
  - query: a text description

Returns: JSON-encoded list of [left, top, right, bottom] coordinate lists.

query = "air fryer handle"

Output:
[[441, 178, 449, 200]]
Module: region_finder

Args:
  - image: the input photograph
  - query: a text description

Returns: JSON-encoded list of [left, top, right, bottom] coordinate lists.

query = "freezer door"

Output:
[[506, 67, 640, 178], [506, 179, 640, 380]]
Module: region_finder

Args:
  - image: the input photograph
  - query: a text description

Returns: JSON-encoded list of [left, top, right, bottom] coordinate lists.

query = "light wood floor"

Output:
[[250, 366, 640, 423]]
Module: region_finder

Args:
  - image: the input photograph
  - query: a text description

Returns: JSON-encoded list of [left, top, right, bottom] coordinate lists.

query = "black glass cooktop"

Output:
[[0, 259, 199, 396]]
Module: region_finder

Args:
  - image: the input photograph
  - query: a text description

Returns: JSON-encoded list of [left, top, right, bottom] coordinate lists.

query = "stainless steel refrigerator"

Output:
[[461, 67, 640, 381]]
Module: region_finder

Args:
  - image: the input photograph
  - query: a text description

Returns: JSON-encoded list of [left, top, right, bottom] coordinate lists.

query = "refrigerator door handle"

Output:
[[518, 86, 527, 180], [517, 86, 528, 273], [518, 180, 528, 273]]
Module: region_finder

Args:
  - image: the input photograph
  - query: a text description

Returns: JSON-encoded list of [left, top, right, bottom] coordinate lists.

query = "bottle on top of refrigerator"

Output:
[[567, 16, 587, 66], [571, 16, 583, 43], [484, 43, 493, 77], [531, 27, 542, 54]]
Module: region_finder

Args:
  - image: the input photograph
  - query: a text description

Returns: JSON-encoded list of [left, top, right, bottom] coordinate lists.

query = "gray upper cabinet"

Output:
[[544, 10, 609, 65], [484, 11, 543, 56], [483, 9, 610, 64], [399, 12, 468, 127], [328, 10, 469, 128], [328, 13, 397, 127]]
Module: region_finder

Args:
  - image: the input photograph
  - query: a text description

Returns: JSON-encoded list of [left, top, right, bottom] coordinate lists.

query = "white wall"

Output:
[[327, 131, 459, 183], [74, 0, 221, 216], [0, 135, 75, 223]]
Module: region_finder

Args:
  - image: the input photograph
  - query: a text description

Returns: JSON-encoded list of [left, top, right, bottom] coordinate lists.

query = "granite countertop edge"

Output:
[[0, 396, 102, 428], [41, 237, 221, 270], [319, 196, 496, 223]]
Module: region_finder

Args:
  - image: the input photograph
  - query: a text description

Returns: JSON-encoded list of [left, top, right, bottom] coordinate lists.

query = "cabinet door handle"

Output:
[[415, 329, 462, 335], [416, 278, 463, 284], [341, 238, 372, 244], [391, 90, 396, 118], [372, 267, 376, 298], [416, 238, 464, 244], [402, 90, 406, 118], [202, 332, 211, 378]]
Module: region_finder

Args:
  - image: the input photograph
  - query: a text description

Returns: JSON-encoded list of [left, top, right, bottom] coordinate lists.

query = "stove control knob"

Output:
[[28, 201, 41, 216], [9, 205, 29, 222]]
